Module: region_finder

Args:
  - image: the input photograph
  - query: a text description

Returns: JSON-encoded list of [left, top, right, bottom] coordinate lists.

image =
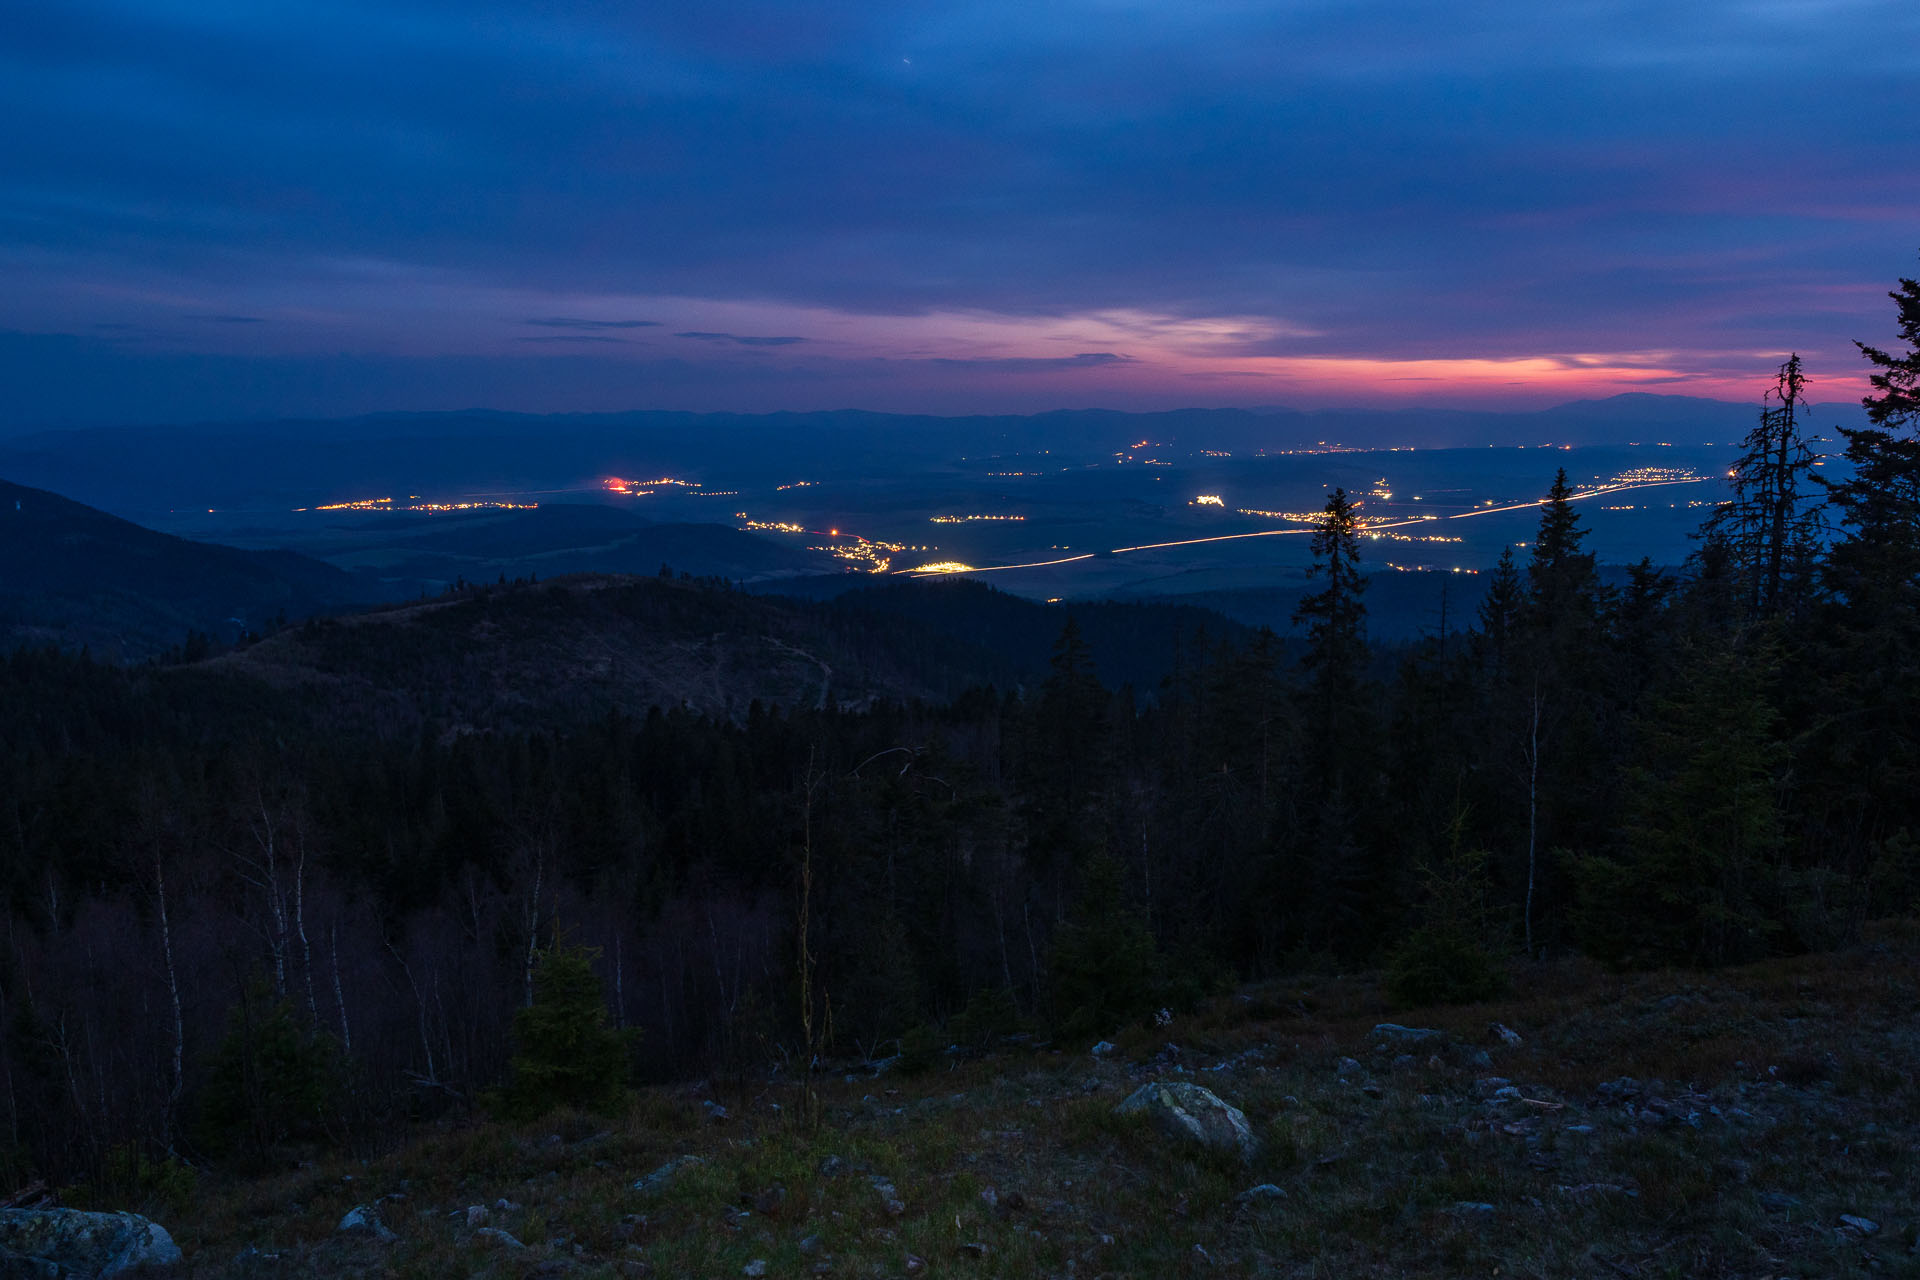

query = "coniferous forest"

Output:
[[3, 272, 1918, 1192]]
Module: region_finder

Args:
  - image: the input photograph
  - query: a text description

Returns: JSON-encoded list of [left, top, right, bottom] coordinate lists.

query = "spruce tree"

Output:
[[1475, 546, 1523, 673], [506, 944, 637, 1117], [1293, 487, 1368, 787], [1703, 354, 1825, 621]]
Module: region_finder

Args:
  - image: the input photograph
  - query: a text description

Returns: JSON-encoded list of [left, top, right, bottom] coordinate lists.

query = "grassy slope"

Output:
[[154, 923, 1919, 1278]]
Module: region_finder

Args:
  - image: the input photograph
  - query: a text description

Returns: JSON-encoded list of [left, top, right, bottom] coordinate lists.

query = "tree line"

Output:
[[1, 267, 1917, 1190]]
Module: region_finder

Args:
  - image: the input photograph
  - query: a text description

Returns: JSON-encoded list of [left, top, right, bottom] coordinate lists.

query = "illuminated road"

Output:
[[907, 475, 1710, 578]]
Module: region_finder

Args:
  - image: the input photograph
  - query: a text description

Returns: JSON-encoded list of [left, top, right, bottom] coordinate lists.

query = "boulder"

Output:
[[0, 1209, 183, 1277], [1115, 1081, 1261, 1162], [336, 1205, 395, 1243]]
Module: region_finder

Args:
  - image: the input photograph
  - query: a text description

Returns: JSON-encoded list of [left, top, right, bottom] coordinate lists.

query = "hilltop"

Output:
[[96, 924, 1920, 1279], [0, 478, 390, 659]]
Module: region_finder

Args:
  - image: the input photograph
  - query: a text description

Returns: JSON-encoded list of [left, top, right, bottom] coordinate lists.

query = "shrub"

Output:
[[505, 944, 639, 1118], [895, 1024, 942, 1077]]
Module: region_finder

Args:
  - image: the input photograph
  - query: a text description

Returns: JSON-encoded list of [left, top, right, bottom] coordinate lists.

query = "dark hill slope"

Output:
[[812, 577, 1250, 692], [0, 478, 392, 659], [208, 574, 1009, 734]]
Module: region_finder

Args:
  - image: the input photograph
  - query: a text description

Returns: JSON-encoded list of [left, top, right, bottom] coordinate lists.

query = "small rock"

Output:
[[475, 1227, 525, 1249], [465, 1205, 489, 1229], [1490, 1022, 1523, 1046], [1564, 1124, 1595, 1134], [337, 1204, 396, 1243], [633, 1155, 705, 1196], [494, 1199, 522, 1212], [798, 1234, 823, 1254], [817, 1155, 847, 1178], [869, 1176, 906, 1216], [905, 1253, 926, 1273], [1336, 1057, 1363, 1077], [958, 1241, 989, 1258], [1757, 1191, 1802, 1212], [703, 1100, 729, 1123], [1839, 1214, 1879, 1236], [1492, 1086, 1522, 1101], [1235, 1184, 1288, 1203], [1373, 1023, 1445, 1045], [1452, 1201, 1496, 1215], [742, 1260, 768, 1277], [1091, 1040, 1116, 1057]]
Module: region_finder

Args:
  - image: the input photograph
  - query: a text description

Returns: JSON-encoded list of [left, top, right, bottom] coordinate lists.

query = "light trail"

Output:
[[907, 475, 1712, 579], [1441, 476, 1706, 521], [906, 553, 1095, 576]]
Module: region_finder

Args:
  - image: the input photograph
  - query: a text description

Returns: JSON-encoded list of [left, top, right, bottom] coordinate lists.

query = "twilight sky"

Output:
[[3, 0, 1917, 427]]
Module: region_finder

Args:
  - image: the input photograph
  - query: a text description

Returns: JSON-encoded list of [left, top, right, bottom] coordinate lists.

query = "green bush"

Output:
[[505, 944, 639, 1118], [1049, 855, 1161, 1039], [1385, 926, 1506, 1008], [949, 987, 1023, 1049], [194, 988, 344, 1162], [895, 1024, 942, 1077], [1385, 841, 1506, 1008]]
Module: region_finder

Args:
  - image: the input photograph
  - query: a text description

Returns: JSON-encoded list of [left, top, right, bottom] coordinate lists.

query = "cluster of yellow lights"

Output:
[[1200, 450, 1232, 457], [1236, 507, 1330, 524], [987, 470, 1040, 477], [929, 514, 1026, 523], [1610, 466, 1703, 484], [301, 497, 538, 512], [913, 561, 977, 575], [812, 533, 913, 574], [604, 476, 701, 496], [740, 518, 806, 535], [1191, 495, 1225, 507], [775, 480, 816, 491]]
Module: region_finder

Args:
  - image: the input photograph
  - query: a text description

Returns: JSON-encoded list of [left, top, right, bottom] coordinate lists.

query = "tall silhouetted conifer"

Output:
[[1294, 487, 1368, 789], [1704, 354, 1824, 622]]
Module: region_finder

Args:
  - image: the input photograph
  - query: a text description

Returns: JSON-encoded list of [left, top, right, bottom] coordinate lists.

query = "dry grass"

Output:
[[161, 923, 1920, 1278]]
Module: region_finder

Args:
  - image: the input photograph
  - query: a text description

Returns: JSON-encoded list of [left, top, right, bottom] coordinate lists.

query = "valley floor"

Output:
[[155, 923, 1920, 1278]]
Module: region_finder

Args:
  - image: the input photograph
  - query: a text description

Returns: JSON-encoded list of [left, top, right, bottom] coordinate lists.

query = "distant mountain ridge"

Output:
[[0, 395, 1864, 517], [0, 477, 394, 659]]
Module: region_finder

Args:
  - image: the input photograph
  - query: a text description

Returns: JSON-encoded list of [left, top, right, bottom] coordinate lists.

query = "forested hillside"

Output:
[[1, 278, 1918, 1209], [0, 479, 389, 659]]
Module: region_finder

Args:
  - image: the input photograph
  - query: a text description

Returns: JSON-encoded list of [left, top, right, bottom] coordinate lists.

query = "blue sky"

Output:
[[3, 0, 1916, 426]]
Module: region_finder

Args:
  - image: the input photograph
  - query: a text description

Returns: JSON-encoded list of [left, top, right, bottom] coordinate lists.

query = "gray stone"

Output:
[[1839, 1214, 1879, 1236], [0, 1251, 62, 1279], [742, 1261, 768, 1277], [1115, 1081, 1261, 1163], [1490, 1022, 1524, 1046], [1235, 1184, 1288, 1203], [1090, 1041, 1116, 1057], [0, 1209, 184, 1277], [1451, 1201, 1496, 1215], [474, 1227, 525, 1249], [1372, 1024, 1445, 1045], [336, 1205, 395, 1243], [632, 1155, 705, 1196]]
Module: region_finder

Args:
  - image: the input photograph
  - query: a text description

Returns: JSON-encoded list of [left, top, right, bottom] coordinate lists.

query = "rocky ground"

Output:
[[95, 922, 1920, 1278]]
